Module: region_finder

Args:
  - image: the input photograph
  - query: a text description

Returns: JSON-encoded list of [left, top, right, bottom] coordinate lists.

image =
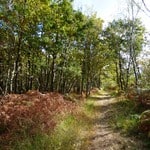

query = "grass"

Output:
[[111, 99, 140, 134], [83, 100, 94, 115], [7, 98, 94, 150], [10, 116, 82, 150], [110, 97, 150, 148]]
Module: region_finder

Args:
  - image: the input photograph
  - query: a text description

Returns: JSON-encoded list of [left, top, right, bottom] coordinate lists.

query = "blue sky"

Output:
[[73, 0, 150, 31], [73, 0, 119, 22]]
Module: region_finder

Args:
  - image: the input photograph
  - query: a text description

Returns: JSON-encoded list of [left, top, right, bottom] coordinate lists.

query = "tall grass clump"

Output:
[[12, 115, 84, 150], [12, 106, 94, 150]]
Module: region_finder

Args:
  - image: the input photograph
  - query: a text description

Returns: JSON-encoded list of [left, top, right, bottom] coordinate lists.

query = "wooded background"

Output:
[[0, 0, 149, 96]]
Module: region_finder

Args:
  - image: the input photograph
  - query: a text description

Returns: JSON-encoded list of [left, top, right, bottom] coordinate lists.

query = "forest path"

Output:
[[87, 92, 147, 150]]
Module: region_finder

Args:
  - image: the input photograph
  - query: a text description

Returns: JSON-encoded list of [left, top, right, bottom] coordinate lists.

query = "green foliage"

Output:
[[11, 110, 92, 150], [103, 18, 145, 90], [13, 115, 83, 150], [84, 100, 94, 114], [112, 99, 140, 134], [51, 115, 82, 149], [0, 0, 146, 97], [112, 98, 150, 145], [0, 0, 105, 94], [0, 91, 94, 149], [139, 110, 150, 137], [13, 133, 52, 150], [140, 59, 150, 88], [115, 114, 140, 134], [110, 95, 150, 148]]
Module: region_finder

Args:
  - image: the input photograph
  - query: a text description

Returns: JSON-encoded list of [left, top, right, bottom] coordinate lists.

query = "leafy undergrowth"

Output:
[[111, 94, 150, 148], [111, 99, 140, 134], [0, 90, 93, 150], [127, 89, 150, 106], [126, 89, 150, 137]]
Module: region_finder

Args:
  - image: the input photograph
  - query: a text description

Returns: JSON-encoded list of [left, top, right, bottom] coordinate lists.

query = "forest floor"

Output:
[[0, 90, 149, 149], [87, 92, 149, 150]]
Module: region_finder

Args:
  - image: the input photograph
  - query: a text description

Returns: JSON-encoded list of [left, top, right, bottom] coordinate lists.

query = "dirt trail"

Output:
[[88, 92, 148, 150]]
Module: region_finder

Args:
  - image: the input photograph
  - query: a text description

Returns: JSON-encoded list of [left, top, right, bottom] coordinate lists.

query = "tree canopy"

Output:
[[0, 0, 148, 95]]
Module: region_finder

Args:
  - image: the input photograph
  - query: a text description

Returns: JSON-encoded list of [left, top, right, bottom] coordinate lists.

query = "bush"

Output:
[[0, 91, 77, 148], [138, 90, 150, 108], [12, 115, 83, 150], [139, 110, 150, 137], [112, 99, 140, 135], [0, 91, 93, 149]]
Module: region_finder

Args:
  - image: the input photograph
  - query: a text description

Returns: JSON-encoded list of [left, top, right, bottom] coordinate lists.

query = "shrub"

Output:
[[12, 115, 83, 150], [139, 110, 150, 137], [0, 91, 77, 148], [112, 99, 140, 135]]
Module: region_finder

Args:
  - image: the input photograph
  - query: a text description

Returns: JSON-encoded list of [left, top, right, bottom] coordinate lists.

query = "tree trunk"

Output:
[[10, 62, 16, 93], [4, 69, 10, 95], [50, 53, 56, 92]]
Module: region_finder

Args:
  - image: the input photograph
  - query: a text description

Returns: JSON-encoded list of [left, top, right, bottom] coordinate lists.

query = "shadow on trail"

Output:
[[93, 103, 113, 112], [89, 131, 114, 140], [92, 103, 115, 124], [90, 96, 112, 101]]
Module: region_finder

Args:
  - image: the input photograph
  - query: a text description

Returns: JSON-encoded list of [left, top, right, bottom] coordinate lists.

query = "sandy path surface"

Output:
[[88, 93, 149, 150]]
